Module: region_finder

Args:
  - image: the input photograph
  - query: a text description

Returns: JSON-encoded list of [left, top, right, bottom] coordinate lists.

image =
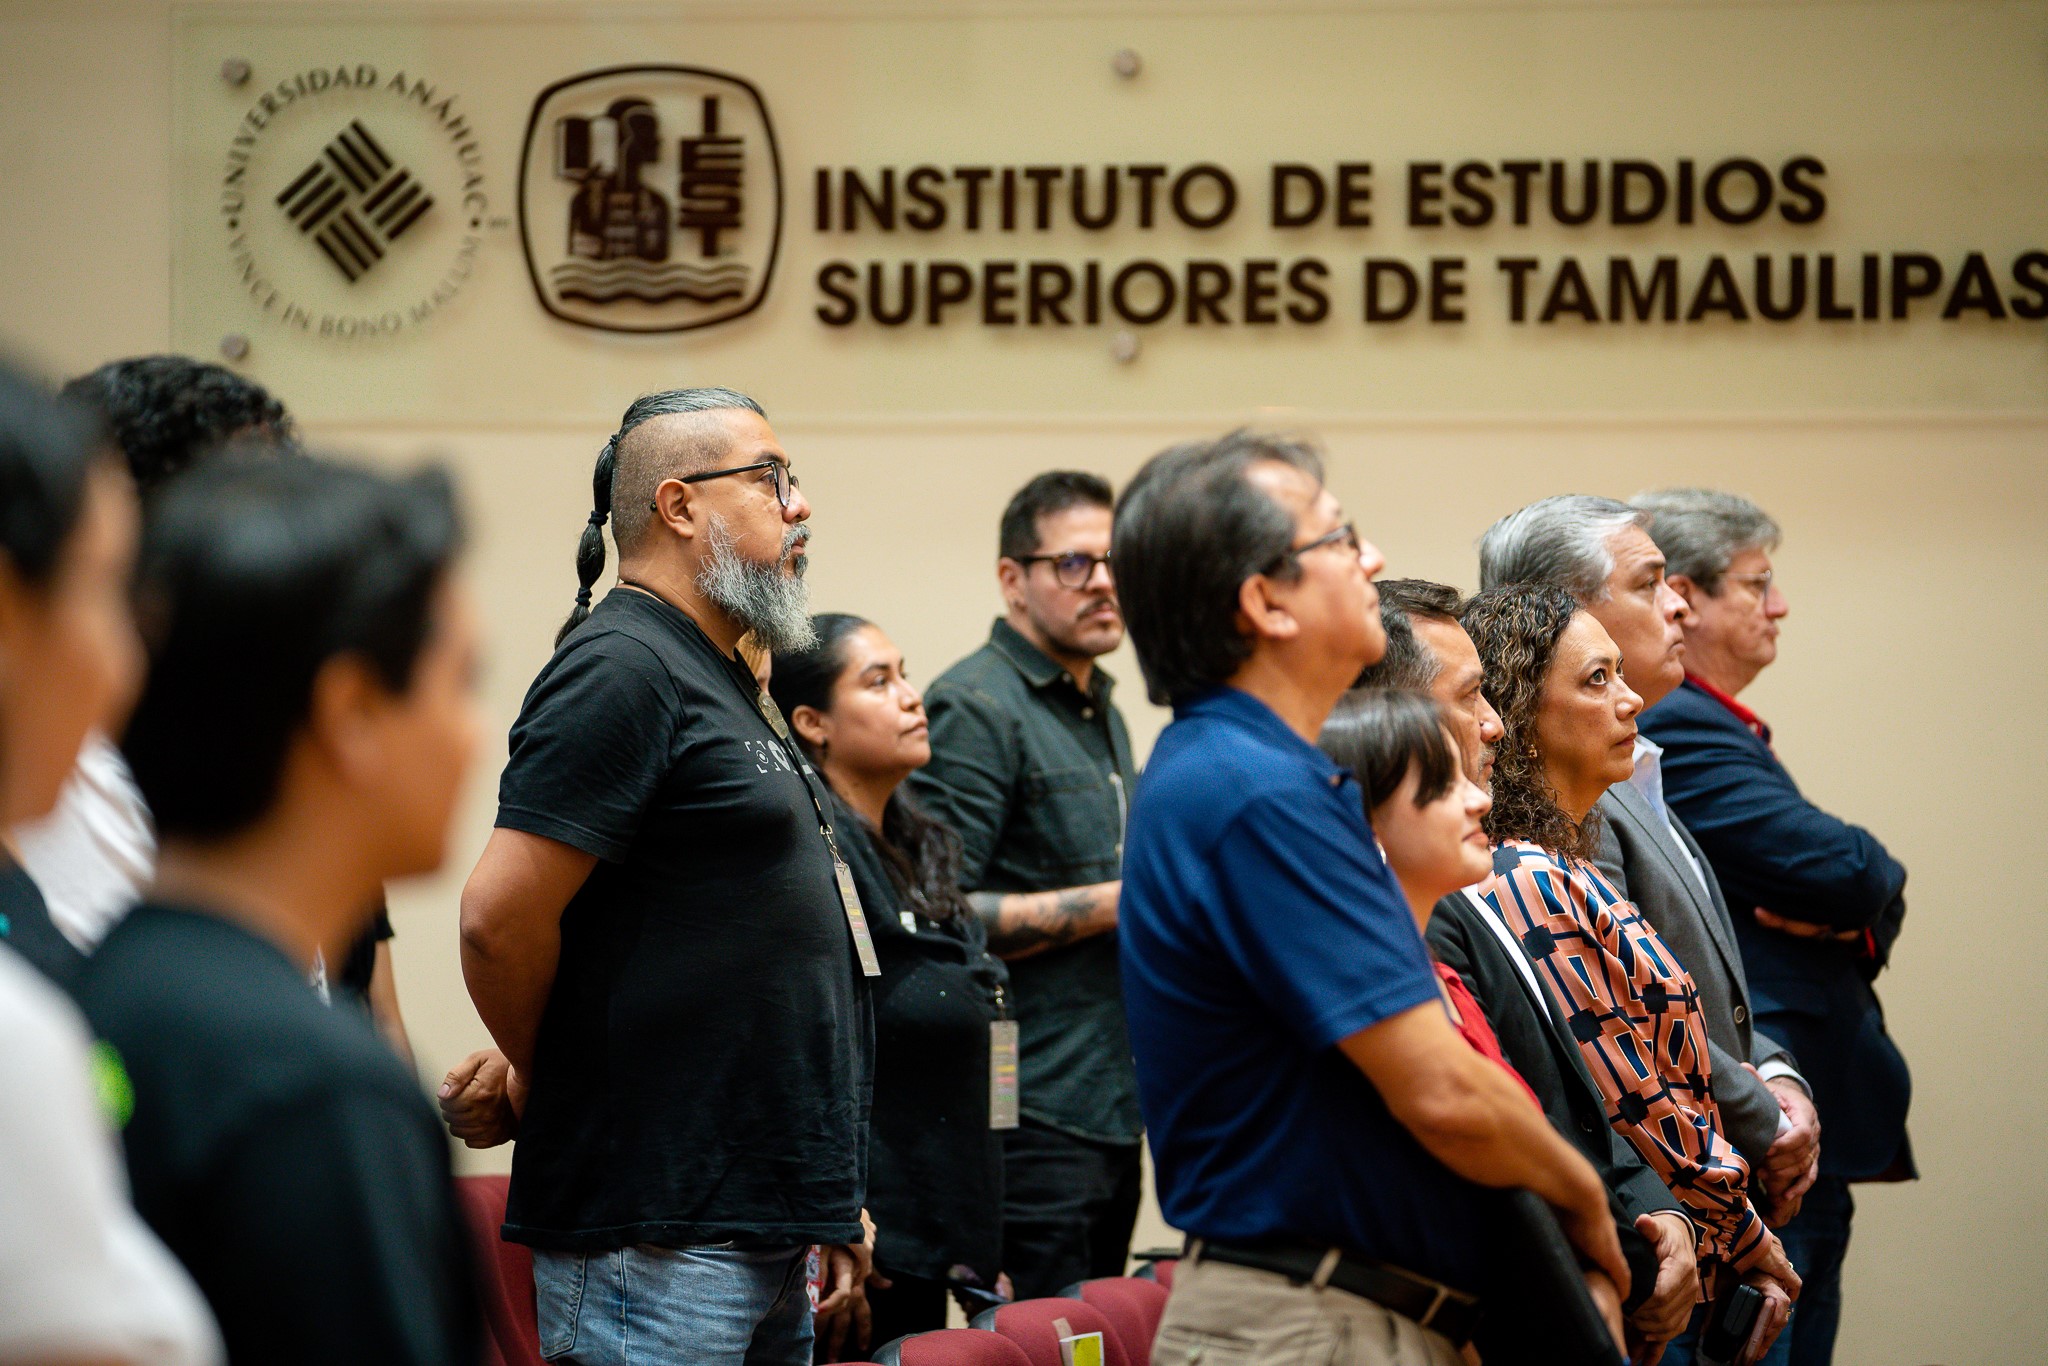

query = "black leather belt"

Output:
[[1186, 1236, 1482, 1347]]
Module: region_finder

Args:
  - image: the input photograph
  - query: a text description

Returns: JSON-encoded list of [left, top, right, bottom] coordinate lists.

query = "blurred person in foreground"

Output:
[[1634, 488, 1912, 1366], [771, 614, 1010, 1354], [1462, 584, 1800, 1363], [76, 453, 479, 1362], [0, 358, 221, 1365], [1357, 582, 1701, 1362], [14, 356, 412, 1058], [1114, 431, 1625, 1365]]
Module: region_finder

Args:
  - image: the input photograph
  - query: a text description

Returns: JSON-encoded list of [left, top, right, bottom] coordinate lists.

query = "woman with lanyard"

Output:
[[769, 613, 1010, 1357]]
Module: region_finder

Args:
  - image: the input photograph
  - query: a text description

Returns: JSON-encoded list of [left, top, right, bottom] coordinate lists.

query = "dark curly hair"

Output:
[[59, 355, 296, 495], [768, 612, 972, 924], [1460, 583, 1601, 860]]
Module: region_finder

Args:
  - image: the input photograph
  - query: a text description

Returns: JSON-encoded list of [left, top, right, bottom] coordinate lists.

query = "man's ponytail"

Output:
[[556, 437, 616, 646], [553, 385, 767, 648]]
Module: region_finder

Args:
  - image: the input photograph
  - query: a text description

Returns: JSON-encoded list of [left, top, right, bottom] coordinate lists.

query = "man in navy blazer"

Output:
[[1635, 488, 1912, 1366]]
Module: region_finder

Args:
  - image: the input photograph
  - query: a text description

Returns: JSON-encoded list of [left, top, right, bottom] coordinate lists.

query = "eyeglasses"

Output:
[[653, 459, 797, 512], [1016, 551, 1113, 589], [1265, 522, 1362, 573], [1724, 569, 1774, 599]]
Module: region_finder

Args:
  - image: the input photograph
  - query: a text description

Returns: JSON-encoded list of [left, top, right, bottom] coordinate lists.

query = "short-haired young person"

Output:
[[911, 470, 1141, 1299], [1322, 689, 1645, 1364], [14, 355, 296, 954], [1365, 581, 1702, 1359], [459, 389, 875, 1365], [76, 453, 480, 1364], [1635, 488, 1912, 1366], [16, 354, 414, 1054], [0, 358, 220, 1366], [1114, 432, 1624, 1366]]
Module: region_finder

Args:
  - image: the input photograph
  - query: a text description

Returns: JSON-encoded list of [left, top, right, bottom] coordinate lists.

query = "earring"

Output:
[[819, 738, 830, 761]]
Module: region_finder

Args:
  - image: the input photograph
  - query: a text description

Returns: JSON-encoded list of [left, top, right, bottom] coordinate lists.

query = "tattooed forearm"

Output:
[[970, 882, 1121, 959]]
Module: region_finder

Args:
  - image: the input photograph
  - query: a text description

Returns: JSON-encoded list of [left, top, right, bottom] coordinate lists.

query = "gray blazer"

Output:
[[1593, 782, 1797, 1162]]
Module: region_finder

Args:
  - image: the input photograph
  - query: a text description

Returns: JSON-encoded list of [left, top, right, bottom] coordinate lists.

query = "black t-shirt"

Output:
[[834, 795, 1007, 1284], [0, 859, 84, 995], [76, 904, 478, 1366], [334, 903, 394, 1006], [495, 589, 873, 1249]]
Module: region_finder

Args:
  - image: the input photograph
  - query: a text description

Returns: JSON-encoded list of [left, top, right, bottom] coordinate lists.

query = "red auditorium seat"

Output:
[[1066, 1278, 1169, 1361], [872, 1328, 1033, 1365], [970, 1298, 1133, 1366], [1134, 1256, 1177, 1291], [454, 1174, 545, 1366]]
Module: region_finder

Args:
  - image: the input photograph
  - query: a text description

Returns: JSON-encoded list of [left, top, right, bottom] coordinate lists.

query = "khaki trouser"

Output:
[[1152, 1251, 1466, 1366]]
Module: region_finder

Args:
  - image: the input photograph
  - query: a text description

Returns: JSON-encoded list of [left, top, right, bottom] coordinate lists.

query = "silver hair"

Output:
[[696, 513, 816, 655], [1477, 495, 1649, 604], [1629, 488, 1781, 593]]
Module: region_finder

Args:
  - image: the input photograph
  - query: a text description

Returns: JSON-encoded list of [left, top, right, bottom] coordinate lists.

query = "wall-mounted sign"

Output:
[[171, 4, 2048, 419], [518, 66, 783, 334], [216, 62, 500, 339]]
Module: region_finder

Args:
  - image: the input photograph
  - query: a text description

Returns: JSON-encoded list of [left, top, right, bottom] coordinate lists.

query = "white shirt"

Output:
[[1628, 737, 1712, 902], [13, 733, 156, 951], [0, 946, 222, 1365], [1629, 738, 1804, 1112]]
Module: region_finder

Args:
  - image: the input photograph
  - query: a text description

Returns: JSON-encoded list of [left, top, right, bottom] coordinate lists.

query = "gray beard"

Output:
[[697, 515, 816, 655]]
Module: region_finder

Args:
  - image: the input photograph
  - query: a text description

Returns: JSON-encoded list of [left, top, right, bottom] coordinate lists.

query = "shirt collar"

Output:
[[989, 618, 1115, 700], [1685, 672, 1772, 745], [1176, 686, 1350, 785], [1628, 736, 1669, 824]]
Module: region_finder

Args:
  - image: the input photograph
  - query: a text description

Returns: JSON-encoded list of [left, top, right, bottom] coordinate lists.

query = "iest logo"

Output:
[[519, 65, 783, 333]]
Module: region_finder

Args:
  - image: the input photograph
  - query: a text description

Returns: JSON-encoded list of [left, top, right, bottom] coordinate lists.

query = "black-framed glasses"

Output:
[[655, 459, 796, 511], [1265, 521, 1361, 573], [1016, 551, 1113, 589]]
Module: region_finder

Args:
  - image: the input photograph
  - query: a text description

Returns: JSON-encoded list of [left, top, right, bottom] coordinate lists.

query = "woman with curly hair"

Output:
[[1461, 583, 1801, 1363]]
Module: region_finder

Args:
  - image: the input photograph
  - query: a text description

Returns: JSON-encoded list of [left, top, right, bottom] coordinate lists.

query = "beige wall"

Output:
[[5, 3, 2046, 1362]]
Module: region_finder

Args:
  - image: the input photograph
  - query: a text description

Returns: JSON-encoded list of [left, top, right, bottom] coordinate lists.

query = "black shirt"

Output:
[[0, 859, 83, 994], [911, 619, 1141, 1143], [334, 903, 394, 1007], [76, 904, 478, 1366], [496, 589, 872, 1249], [834, 793, 1007, 1284]]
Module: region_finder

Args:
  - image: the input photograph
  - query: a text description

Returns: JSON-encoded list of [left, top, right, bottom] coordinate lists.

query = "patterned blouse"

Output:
[[1479, 839, 1771, 1272]]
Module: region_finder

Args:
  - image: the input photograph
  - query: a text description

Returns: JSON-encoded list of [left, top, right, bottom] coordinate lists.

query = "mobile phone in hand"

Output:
[[1698, 1283, 1766, 1366]]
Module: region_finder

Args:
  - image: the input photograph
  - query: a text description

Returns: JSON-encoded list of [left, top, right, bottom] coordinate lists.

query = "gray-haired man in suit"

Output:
[[1478, 497, 1820, 1229]]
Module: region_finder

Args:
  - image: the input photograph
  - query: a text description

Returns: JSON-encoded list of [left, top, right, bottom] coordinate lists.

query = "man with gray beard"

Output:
[[458, 388, 877, 1365]]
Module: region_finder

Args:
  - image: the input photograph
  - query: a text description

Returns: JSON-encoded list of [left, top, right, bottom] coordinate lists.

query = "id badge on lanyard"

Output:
[[989, 982, 1020, 1130], [757, 686, 881, 978]]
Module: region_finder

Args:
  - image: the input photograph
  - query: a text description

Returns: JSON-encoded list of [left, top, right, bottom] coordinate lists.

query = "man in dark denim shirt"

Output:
[[911, 471, 1142, 1300]]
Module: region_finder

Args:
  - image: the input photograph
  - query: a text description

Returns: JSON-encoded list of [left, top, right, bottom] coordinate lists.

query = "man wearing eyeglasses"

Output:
[[456, 388, 878, 1366], [1634, 489, 1912, 1366], [911, 470, 1142, 1301]]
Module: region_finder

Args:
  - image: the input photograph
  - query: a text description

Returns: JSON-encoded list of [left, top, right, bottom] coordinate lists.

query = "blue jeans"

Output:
[[533, 1243, 814, 1366]]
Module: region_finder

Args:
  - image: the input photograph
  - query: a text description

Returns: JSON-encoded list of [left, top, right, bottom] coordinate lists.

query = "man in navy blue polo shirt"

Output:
[[1112, 431, 1627, 1364]]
